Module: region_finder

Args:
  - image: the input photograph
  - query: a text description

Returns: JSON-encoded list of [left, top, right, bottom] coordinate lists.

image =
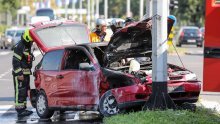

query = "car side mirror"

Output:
[[79, 63, 95, 71]]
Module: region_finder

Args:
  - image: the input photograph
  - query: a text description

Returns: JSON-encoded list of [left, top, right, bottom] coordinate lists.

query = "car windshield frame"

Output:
[[34, 24, 90, 48]]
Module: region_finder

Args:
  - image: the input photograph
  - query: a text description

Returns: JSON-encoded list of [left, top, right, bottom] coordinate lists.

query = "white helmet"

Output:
[[96, 18, 107, 26], [111, 19, 124, 28]]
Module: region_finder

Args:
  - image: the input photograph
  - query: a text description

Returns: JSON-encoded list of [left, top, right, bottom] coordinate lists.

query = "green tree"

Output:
[[171, 0, 205, 27]]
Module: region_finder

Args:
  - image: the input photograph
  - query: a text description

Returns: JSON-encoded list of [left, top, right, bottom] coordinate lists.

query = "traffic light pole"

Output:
[[143, 0, 176, 110]]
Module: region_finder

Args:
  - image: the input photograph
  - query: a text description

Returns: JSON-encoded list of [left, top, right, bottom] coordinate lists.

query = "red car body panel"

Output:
[[111, 84, 150, 103]]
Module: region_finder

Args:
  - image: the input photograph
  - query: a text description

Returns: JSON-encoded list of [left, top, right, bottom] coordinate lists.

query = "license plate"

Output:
[[187, 40, 196, 43]]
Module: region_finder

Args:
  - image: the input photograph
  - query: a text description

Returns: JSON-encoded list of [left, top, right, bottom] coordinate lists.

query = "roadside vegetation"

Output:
[[104, 107, 220, 124]]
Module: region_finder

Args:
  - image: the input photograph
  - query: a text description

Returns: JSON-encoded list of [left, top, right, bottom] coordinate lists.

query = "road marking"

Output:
[[0, 105, 13, 114], [0, 51, 11, 56], [0, 69, 12, 79]]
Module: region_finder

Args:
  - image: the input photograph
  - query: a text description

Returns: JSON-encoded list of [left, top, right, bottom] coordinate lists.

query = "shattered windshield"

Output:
[[35, 24, 89, 48]]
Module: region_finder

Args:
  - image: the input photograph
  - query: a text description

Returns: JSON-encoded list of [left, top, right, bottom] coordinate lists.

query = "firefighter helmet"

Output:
[[23, 29, 33, 42]]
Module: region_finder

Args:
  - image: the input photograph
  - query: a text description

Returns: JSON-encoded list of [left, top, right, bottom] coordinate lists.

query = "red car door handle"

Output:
[[56, 75, 64, 79]]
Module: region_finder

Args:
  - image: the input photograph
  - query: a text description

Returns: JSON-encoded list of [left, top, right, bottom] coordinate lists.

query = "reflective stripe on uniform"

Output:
[[14, 68, 22, 73], [23, 71, 31, 75], [15, 76, 24, 106], [23, 52, 29, 56], [23, 69, 31, 75], [13, 53, 22, 60]]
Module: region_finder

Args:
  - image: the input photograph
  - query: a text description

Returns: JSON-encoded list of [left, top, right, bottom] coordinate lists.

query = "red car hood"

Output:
[[29, 20, 90, 53], [103, 17, 175, 66]]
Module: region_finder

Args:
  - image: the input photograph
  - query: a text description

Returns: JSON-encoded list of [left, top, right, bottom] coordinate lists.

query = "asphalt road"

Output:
[[0, 44, 219, 123]]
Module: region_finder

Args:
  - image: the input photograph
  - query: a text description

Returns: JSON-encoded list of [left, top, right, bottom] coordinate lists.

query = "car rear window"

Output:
[[42, 50, 64, 70], [35, 24, 90, 48], [183, 29, 199, 33]]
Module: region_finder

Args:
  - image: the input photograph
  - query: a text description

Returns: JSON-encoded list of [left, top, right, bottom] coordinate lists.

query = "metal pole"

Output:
[[65, 0, 68, 19], [104, 0, 108, 20], [87, 0, 91, 27], [167, 0, 170, 15], [127, 0, 130, 17], [91, 0, 95, 28], [144, 0, 176, 110], [95, 0, 99, 20], [72, 0, 76, 19], [80, 0, 83, 23], [140, 0, 144, 20], [146, 0, 152, 18]]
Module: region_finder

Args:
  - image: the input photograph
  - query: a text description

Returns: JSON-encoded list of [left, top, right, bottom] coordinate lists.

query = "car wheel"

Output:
[[99, 90, 119, 117], [197, 44, 203, 47], [0, 46, 3, 49], [36, 91, 54, 118]]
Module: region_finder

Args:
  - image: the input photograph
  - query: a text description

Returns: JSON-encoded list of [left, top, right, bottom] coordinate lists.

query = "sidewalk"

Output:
[[198, 92, 220, 113]]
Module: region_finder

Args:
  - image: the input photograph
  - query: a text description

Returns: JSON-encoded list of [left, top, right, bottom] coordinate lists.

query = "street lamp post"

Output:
[[87, 0, 91, 28], [104, 0, 108, 20], [95, 0, 99, 20], [80, 0, 83, 23], [140, 0, 144, 20], [144, 0, 176, 110], [127, 0, 130, 17], [146, 0, 153, 18]]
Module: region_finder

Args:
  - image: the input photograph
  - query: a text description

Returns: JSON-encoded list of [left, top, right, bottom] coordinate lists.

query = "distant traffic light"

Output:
[[170, 0, 178, 10]]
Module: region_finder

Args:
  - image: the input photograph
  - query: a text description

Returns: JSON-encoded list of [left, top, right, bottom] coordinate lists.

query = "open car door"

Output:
[[203, 0, 220, 92]]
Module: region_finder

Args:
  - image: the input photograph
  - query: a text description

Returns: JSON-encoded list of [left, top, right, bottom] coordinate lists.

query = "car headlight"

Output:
[[7, 38, 12, 43], [185, 73, 197, 81]]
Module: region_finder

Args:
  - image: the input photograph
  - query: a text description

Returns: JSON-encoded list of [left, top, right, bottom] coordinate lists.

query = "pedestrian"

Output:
[[90, 18, 107, 42], [12, 29, 34, 117]]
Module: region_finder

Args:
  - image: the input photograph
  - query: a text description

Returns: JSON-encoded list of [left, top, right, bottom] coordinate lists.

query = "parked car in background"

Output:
[[36, 8, 55, 20], [200, 27, 205, 38], [0, 27, 25, 49], [176, 26, 203, 47]]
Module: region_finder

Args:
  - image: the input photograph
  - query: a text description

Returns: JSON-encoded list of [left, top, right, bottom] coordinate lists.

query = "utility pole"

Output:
[[127, 0, 131, 17], [104, 0, 108, 20], [146, 0, 153, 18], [140, 0, 144, 20], [79, 0, 83, 23], [87, 0, 91, 28], [72, 0, 76, 20], [144, 0, 176, 110], [95, 0, 99, 20], [91, 0, 95, 28]]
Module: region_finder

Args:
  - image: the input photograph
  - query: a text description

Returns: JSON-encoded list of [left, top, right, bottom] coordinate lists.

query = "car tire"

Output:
[[197, 44, 203, 47], [99, 90, 119, 117], [36, 91, 54, 119], [176, 42, 181, 47], [0, 46, 3, 49]]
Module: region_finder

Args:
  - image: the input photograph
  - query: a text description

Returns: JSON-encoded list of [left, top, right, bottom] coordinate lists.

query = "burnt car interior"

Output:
[[64, 49, 91, 70]]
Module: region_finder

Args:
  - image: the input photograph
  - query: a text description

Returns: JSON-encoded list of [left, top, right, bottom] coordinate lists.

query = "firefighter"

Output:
[[90, 18, 107, 42], [124, 17, 135, 26], [110, 19, 124, 34], [12, 29, 34, 117]]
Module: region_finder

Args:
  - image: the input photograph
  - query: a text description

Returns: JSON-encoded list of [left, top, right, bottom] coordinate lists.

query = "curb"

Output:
[[198, 99, 220, 113]]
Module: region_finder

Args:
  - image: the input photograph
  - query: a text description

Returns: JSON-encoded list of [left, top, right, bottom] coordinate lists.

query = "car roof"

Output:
[[180, 26, 199, 30]]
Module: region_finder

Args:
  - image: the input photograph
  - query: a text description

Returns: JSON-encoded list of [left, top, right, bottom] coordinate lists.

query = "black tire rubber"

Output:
[[36, 91, 54, 119], [99, 90, 119, 117]]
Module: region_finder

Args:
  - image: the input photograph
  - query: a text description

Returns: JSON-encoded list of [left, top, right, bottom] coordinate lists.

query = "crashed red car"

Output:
[[29, 19, 201, 119]]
